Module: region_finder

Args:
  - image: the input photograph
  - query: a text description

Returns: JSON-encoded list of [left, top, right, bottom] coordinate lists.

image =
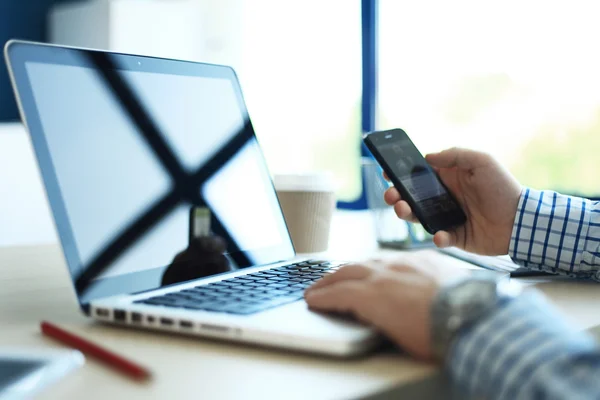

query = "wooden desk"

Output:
[[1, 211, 599, 399]]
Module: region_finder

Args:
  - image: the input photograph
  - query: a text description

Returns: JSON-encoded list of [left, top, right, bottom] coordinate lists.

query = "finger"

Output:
[[384, 187, 401, 205], [436, 167, 454, 187], [393, 201, 418, 223], [432, 230, 457, 248], [306, 264, 374, 292], [382, 171, 390, 181], [426, 147, 487, 169], [305, 281, 374, 321]]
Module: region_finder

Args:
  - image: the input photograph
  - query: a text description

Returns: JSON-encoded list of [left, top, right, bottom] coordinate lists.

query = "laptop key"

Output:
[[185, 294, 208, 302], [192, 286, 219, 292], [232, 276, 257, 282], [161, 299, 195, 308], [304, 274, 323, 280], [239, 287, 259, 293], [194, 291, 221, 298], [252, 295, 274, 302], [254, 271, 276, 276], [289, 278, 310, 283], [278, 282, 296, 287], [308, 269, 328, 274], [266, 276, 287, 281], [218, 290, 240, 299], [290, 284, 308, 289], [280, 266, 301, 271], [260, 270, 287, 275], [212, 287, 234, 293], [226, 284, 246, 290], [164, 292, 189, 298], [264, 289, 289, 296], [266, 283, 287, 288], [197, 302, 230, 312], [176, 294, 197, 300], [233, 305, 267, 315], [239, 293, 267, 300]]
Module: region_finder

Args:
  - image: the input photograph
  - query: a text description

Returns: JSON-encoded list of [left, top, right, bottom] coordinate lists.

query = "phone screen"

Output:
[[372, 134, 459, 218]]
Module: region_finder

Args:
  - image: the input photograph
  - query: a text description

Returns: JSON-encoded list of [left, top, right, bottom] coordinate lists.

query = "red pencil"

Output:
[[40, 321, 152, 381]]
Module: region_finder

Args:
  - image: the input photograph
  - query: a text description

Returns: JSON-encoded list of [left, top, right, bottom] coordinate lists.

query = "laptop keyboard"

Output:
[[133, 260, 344, 315]]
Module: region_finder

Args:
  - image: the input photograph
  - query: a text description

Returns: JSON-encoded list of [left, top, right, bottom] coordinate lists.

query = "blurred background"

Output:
[[2, 0, 600, 246]]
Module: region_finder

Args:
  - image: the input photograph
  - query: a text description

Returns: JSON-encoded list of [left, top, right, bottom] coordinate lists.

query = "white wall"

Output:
[[0, 123, 57, 246], [49, 0, 244, 70]]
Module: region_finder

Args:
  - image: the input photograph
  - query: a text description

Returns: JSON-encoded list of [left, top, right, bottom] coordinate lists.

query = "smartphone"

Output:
[[0, 348, 84, 399], [363, 128, 466, 234]]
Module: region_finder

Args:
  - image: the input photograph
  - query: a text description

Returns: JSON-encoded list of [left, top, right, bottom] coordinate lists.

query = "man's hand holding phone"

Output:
[[384, 147, 522, 256]]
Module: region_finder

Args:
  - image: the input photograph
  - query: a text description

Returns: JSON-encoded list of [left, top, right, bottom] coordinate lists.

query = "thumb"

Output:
[[426, 147, 487, 169]]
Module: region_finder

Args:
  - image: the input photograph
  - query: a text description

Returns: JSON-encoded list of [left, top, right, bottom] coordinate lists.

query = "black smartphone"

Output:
[[363, 128, 467, 234]]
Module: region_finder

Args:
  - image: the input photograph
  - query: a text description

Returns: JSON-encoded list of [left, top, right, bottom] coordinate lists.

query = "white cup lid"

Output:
[[273, 173, 336, 192]]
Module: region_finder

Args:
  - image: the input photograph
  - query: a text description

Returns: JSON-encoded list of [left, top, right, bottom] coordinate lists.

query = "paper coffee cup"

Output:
[[274, 173, 336, 253]]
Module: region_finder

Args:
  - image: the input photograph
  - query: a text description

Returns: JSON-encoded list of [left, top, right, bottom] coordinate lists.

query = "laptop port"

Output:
[[147, 316, 156, 323], [95, 308, 109, 317], [200, 323, 229, 333], [179, 320, 193, 329], [160, 317, 174, 326], [113, 309, 126, 322], [131, 312, 142, 323]]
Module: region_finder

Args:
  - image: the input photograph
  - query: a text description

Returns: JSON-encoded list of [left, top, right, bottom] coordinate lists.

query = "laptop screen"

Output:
[[6, 42, 295, 306]]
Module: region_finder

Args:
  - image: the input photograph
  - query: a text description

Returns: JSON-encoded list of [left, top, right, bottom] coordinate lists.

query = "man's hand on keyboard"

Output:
[[305, 253, 467, 361], [383, 147, 521, 256]]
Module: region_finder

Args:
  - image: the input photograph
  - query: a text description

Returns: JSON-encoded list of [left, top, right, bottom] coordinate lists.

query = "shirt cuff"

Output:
[[508, 188, 593, 276], [446, 290, 598, 399]]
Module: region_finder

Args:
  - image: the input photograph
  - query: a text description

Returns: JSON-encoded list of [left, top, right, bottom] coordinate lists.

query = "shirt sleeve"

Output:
[[509, 188, 600, 282], [447, 290, 600, 400]]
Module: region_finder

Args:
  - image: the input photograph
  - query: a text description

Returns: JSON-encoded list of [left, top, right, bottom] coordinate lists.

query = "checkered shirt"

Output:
[[446, 188, 600, 399]]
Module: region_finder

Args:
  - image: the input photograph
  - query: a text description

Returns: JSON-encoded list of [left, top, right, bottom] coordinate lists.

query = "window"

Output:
[[378, 1, 600, 197], [45, 0, 365, 203], [236, 0, 363, 202]]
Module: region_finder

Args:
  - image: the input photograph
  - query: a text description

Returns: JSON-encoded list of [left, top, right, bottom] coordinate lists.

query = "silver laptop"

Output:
[[5, 40, 379, 357]]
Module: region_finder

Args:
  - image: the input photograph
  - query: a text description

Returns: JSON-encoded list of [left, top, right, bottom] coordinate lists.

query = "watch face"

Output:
[[448, 280, 496, 311], [432, 277, 520, 360]]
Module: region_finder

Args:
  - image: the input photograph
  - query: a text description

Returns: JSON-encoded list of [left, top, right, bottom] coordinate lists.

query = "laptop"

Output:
[[4, 40, 379, 357]]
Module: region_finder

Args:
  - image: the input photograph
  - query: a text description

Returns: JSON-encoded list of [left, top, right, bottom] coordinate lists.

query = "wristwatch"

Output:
[[430, 275, 523, 361]]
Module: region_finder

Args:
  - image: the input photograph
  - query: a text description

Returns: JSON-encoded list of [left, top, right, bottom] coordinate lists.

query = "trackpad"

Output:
[[247, 300, 375, 341]]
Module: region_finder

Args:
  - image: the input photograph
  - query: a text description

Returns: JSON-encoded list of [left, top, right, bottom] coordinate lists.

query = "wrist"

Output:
[[501, 186, 524, 255], [430, 275, 522, 361]]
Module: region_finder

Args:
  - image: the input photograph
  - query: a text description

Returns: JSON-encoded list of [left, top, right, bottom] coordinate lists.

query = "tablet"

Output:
[[0, 348, 84, 399]]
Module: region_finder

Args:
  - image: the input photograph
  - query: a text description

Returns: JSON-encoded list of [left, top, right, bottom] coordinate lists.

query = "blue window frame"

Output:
[[338, 0, 377, 210]]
